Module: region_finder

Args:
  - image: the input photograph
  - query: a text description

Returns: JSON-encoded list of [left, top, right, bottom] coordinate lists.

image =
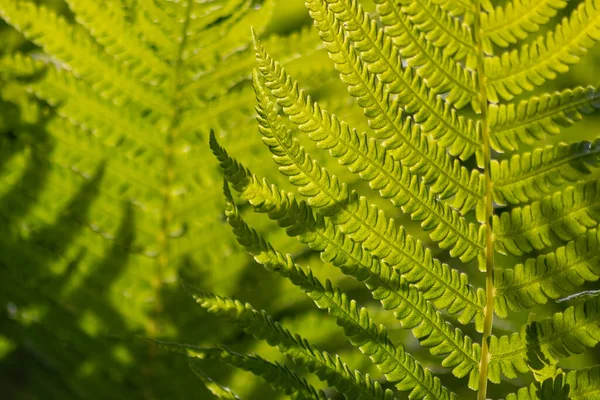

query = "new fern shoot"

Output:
[[167, 0, 600, 399]]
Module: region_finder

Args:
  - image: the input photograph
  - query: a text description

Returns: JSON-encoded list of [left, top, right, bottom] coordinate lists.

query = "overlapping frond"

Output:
[[486, 0, 600, 101], [492, 139, 600, 205], [211, 132, 487, 390], [64, 0, 170, 85], [222, 185, 458, 399], [494, 229, 600, 317], [372, 0, 478, 108], [505, 368, 600, 400], [489, 86, 600, 152], [305, 0, 484, 186], [489, 295, 600, 382], [253, 33, 485, 218], [218, 149, 483, 381], [0, 0, 169, 111], [494, 180, 600, 255], [397, 0, 476, 65], [252, 68, 484, 261], [186, 288, 392, 400], [481, 0, 568, 53], [150, 340, 323, 400]]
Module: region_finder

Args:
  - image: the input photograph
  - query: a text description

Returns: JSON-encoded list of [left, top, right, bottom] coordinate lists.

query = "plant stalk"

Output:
[[473, 1, 495, 399]]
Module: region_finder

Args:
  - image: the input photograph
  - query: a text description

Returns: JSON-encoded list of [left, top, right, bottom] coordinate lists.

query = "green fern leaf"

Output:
[[489, 294, 600, 382], [481, 0, 568, 54], [492, 140, 600, 205], [397, 0, 476, 65], [494, 229, 600, 317], [486, 0, 600, 101], [252, 68, 484, 261], [222, 183, 459, 398], [254, 32, 485, 218], [489, 86, 600, 152], [186, 288, 392, 400], [216, 146, 483, 374], [372, 0, 478, 108], [494, 180, 600, 255], [149, 340, 323, 400]]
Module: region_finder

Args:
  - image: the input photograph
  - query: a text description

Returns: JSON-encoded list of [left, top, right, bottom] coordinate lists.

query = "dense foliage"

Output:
[[1, 0, 600, 399]]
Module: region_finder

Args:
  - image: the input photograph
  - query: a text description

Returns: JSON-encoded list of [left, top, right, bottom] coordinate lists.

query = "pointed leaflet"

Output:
[[223, 185, 458, 399], [492, 139, 600, 205], [489, 295, 600, 382], [150, 340, 323, 400], [253, 32, 485, 219], [494, 180, 600, 256], [494, 229, 600, 317], [486, 0, 600, 102], [481, 0, 568, 54], [210, 132, 486, 330], [213, 147, 483, 384], [489, 86, 600, 153], [186, 288, 392, 400], [253, 69, 483, 261]]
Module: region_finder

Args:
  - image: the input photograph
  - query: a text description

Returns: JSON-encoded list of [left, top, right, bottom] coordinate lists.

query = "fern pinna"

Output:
[[158, 0, 600, 398]]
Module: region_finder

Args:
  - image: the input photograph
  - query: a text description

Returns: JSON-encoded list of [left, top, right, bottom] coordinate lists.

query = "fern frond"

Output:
[[489, 86, 600, 152], [489, 294, 600, 382], [149, 340, 323, 400], [253, 70, 484, 262], [210, 132, 486, 329], [492, 140, 600, 205], [253, 35, 485, 217], [397, 0, 476, 64], [183, 27, 324, 101], [217, 154, 483, 384], [219, 102, 486, 323], [506, 366, 600, 399], [229, 168, 484, 380], [64, 0, 170, 85], [481, 0, 568, 53], [186, 0, 276, 66], [494, 180, 600, 256], [188, 362, 241, 400], [494, 229, 600, 317], [0, 53, 164, 158], [306, 0, 483, 175], [127, 0, 177, 59], [0, 1, 169, 111], [188, 0, 247, 34], [372, 0, 478, 108], [186, 288, 392, 400], [486, 0, 600, 101], [223, 187, 459, 399]]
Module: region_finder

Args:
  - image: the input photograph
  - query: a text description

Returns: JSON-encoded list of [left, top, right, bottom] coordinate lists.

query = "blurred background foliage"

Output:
[[0, 0, 598, 399]]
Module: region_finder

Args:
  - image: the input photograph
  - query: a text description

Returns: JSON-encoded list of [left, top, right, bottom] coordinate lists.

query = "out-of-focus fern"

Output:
[[0, 0, 345, 398], [163, 0, 600, 399]]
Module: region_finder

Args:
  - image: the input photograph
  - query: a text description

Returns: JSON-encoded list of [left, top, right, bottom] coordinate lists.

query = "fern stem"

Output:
[[473, 0, 495, 398], [146, 0, 194, 396]]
